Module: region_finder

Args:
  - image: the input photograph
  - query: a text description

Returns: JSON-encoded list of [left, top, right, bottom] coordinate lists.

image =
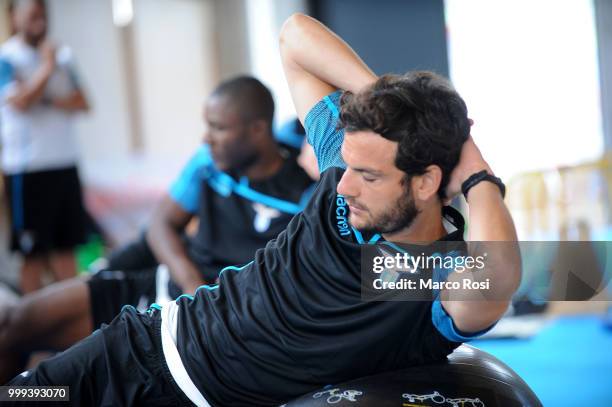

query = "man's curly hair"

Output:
[[339, 71, 470, 199]]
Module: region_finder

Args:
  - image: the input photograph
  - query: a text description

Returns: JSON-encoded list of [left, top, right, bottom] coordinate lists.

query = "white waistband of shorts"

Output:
[[160, 300, 212, 407], [155, 265, 172, 304]]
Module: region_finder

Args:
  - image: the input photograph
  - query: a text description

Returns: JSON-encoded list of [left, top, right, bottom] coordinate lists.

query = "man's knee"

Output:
[[5, 366, 35, 386], [0, 303, 30, 350], [0, 301, 16, 330]]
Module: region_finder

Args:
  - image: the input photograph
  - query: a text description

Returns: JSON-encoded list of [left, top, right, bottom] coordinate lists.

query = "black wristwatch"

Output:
[[461, 170, 506, 200]]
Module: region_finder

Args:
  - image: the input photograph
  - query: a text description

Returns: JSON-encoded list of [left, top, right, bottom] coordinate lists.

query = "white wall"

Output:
[[213, 0, 251, 80], [46, 0, 221, 169], [246, 0, 307, 126], [47, 0, 132, 163], [132, 0, 217, 159]]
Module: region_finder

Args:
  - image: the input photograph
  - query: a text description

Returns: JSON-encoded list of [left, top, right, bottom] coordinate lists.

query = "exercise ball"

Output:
[[284, 344, 541, 406]]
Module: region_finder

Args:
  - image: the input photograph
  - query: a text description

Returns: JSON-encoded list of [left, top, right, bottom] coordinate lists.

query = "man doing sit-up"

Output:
[[4, 14, 521, 407]]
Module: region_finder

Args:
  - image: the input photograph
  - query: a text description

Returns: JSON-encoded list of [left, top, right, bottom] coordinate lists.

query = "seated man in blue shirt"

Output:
[[0, 75, 314, 382], [3, 15, 521, 407]]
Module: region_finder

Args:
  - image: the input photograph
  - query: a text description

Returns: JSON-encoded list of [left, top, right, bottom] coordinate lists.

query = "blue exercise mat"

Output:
[[472, 314, 612, 406]]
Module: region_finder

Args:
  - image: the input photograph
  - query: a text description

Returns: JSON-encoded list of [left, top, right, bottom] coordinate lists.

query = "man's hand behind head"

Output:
[[445, 136, 492, 200]]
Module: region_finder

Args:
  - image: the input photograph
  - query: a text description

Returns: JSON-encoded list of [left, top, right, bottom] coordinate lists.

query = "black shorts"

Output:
[[87, 267, 159, 329], [3, 166, 87, 255], [104, 230, 159, 272], [5, 307, 195, 407]]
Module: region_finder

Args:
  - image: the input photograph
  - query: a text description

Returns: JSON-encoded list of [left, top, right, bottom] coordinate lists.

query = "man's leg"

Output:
[[20, 255, 48, 294], [0, 276, 93, 383], [48, 250, 78, 281], [0, 284, 22, 384], [6, 170, 63, 293], [51, 166, 87, 282], [4, 307, 192, 407], [0, 264, 162, 382]]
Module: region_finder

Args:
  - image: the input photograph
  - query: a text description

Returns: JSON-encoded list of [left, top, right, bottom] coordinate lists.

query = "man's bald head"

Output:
[[211, 76, 275, 131]]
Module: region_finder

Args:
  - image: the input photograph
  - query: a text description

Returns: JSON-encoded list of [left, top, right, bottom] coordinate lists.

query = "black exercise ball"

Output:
[[284, 344, 541, 406]]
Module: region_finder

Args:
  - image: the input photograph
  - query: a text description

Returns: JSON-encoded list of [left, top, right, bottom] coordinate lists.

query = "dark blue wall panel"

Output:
[[310, 0, 449, 77]]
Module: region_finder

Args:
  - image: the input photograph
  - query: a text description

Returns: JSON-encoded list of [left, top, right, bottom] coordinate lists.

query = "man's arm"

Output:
[[6, 41, 56, 111], [441, 137, 522, 333], [146, 196, 205, 295], [52, 89, 89, 112], [280, 13, 377, 124], [52, 53, 90, 112]]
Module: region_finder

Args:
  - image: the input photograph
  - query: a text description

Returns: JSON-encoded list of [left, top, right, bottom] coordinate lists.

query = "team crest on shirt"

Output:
[[252, 203, 281, 232]]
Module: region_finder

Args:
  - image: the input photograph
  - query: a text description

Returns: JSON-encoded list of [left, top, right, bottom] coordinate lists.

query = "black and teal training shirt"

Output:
[[168, 145, 313, 290], [169, 92, 493, 406]]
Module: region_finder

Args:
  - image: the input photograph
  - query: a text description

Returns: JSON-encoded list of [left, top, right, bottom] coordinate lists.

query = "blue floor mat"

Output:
[[472, 314, 612, 406]]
